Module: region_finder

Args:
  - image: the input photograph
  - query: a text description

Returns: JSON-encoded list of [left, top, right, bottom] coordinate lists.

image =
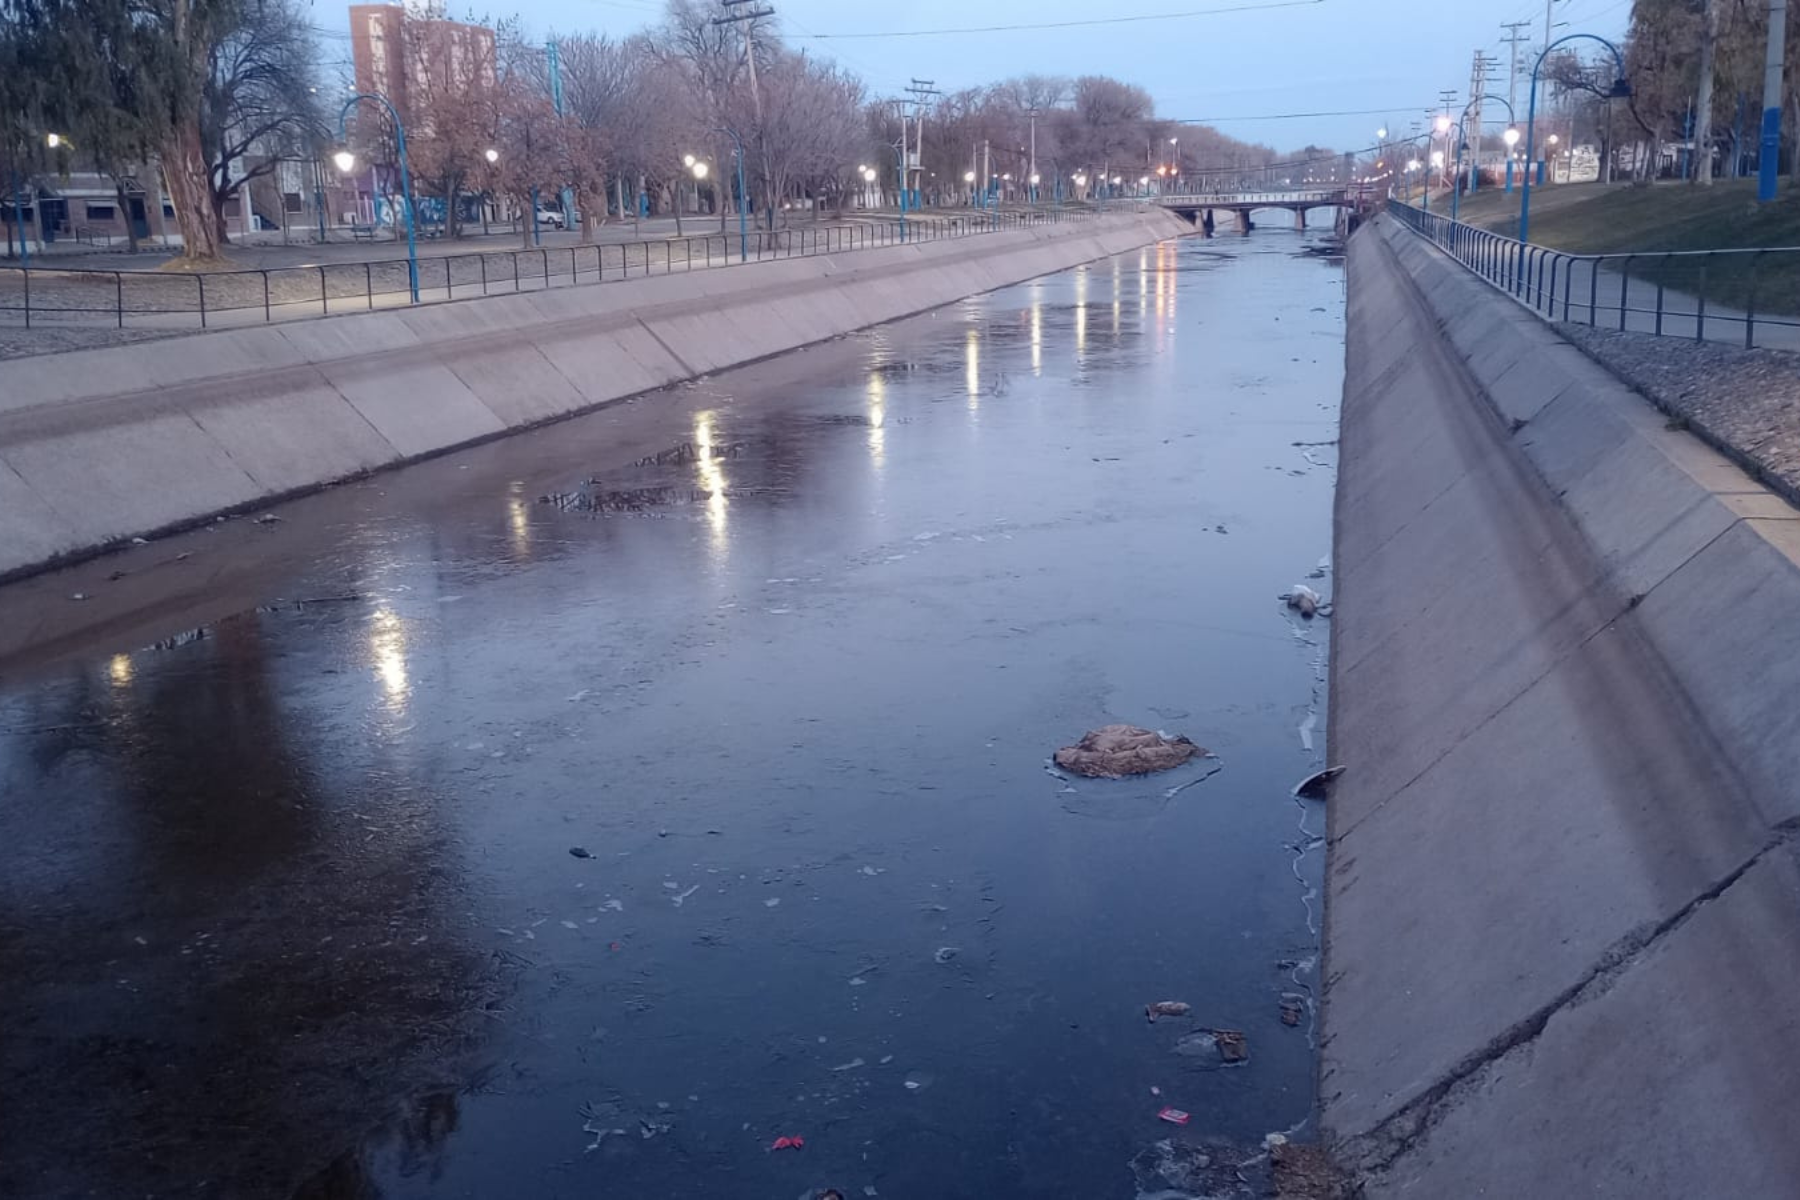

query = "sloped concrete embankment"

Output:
[[1324, 214, 1800, 1196], [0, 208, 1187, 580]]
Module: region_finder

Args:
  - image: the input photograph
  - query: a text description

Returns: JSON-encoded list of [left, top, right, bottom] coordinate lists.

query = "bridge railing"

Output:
[[1386, 199, 1800, 350], [1161, 190, 1348, 206]]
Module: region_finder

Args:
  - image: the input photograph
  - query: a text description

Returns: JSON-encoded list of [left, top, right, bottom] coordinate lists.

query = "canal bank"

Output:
[[0, 207, 1186, 582], [1324, 214, 1800, 1195]]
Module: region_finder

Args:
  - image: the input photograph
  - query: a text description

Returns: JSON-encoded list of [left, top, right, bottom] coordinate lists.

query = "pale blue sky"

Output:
[[319, 0, 1633, 154]]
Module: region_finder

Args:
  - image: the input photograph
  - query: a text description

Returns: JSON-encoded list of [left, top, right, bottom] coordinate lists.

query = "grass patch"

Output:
[[1450, 180, 1800, 315]]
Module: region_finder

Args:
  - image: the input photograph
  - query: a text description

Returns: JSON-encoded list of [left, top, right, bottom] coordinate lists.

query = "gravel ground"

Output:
[[1560, 324, 1800, 503], [0, 324, 182, 358]]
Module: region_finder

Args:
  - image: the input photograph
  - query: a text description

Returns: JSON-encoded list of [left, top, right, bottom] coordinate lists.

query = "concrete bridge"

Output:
[[1156, 188, 1356, 234]]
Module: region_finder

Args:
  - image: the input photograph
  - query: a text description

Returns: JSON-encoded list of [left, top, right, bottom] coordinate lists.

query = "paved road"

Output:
[[0, 234, 1343, 1199]]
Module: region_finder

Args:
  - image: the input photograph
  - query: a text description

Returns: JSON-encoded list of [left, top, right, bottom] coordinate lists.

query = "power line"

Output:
[[790, 0, 1324, 41], [1168, 105, 1419, 123]]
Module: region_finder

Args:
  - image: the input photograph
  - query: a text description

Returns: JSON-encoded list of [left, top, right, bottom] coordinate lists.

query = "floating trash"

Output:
[[1053, 725, 1203, 778], [1145, 1001, 1191, 1022], [1293, 766, 1345, 800]]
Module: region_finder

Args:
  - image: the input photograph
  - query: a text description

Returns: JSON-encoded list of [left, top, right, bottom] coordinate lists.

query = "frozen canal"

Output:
[[0, 232, 1344, 1199]]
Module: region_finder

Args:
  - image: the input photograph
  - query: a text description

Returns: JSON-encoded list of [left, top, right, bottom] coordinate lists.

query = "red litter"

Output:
[[771, 1135, 806, 1151], [1157, 1107, 1191, 1126]]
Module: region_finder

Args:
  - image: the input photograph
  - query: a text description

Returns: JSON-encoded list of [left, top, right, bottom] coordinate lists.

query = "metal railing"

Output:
[[0, 206, 1096, 332], [1387, 199, 1800, 350]]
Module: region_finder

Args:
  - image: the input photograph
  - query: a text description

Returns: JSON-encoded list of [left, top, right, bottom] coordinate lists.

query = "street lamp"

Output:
[[334, 91, 418, 302], [45, 132, 62, 148], [693, 161, 710, 179], [1520, 33, 1628, 245], [484, 147, 499, 164]]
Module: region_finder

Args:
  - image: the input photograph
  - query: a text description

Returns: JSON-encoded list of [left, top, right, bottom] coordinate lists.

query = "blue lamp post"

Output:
[[893, 141, 909, 242], [1520, 34, 1629, 246], [335, 93, 418, 304], [716, 126, 749, 262], [1453, 93, 1518, 198]]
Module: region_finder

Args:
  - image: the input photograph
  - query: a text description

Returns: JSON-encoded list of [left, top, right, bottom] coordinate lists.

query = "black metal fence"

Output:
[[0, 207, 1095, 332], [1387, 199, 1800, 350]]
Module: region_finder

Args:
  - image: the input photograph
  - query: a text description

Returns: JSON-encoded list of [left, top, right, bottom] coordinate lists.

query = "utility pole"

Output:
[[1758, 0, 1787, 203], [715, 0, 775, 230], [1437, 90, 1457, 190], [906, 78, 938, 209], [1501, 21, 1531, 119], [1502, 19, 1532, 190], [1469, 51, 1485, 191], [1028, 105, 1038, 201]]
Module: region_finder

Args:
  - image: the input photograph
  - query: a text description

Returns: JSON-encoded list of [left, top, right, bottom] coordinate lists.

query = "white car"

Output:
[[534, 208, 568, 229]]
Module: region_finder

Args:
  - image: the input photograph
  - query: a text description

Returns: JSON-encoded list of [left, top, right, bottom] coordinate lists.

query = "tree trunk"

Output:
[[162, 122, 224, 261], [1695, 0, 1718, 185], [115, 180, 140, 254]]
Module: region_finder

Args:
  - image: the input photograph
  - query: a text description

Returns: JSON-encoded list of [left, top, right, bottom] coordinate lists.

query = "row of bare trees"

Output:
[[3, 0, 1304, 262]]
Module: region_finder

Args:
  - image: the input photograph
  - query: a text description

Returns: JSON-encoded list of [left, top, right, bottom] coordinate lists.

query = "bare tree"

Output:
[[202, 0, 322, 243], [756, 49, 863, 223]]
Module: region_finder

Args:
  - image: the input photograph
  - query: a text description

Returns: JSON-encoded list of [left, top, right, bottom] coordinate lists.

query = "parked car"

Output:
[[534, 207, 569, 229]]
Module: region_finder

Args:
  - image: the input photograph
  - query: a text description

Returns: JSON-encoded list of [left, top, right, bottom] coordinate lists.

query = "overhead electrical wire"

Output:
[[790, 0, 1324, 41], [1169, 105, 1418, 123]]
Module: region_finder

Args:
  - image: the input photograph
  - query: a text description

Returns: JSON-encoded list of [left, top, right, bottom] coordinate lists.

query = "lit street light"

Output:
[[484, 147, 499, 164], [45, 132, 62, 148], [333, 92, 419, 303], [692, 161, 709, 179]]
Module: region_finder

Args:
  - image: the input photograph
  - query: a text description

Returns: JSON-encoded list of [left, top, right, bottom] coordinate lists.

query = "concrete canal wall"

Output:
[[0, 207, 1187, 581], [1324, 213, 1800, 1195]]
